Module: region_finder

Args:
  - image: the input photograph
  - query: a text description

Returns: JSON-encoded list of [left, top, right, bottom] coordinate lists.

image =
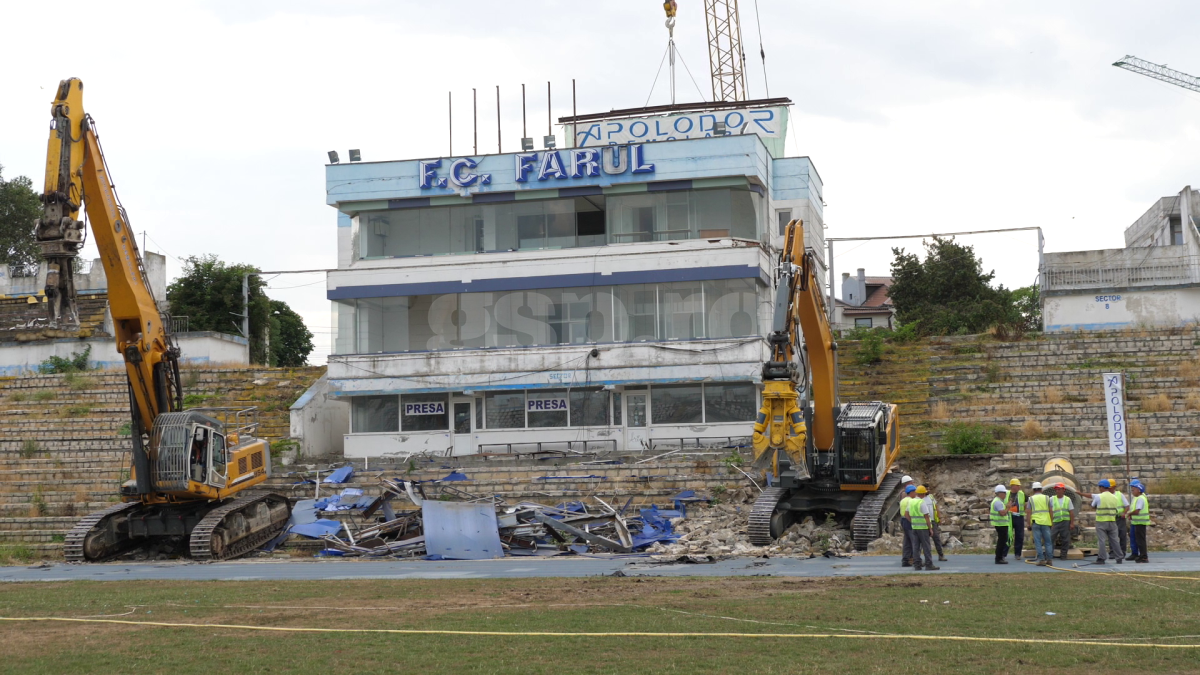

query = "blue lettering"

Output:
[[750, 109, 774, 133], [673, 116, 694, 133], [724, 111, 744, 131], [515, 153, 538, 182], [629, 121, 649, 138], [570, 149, 600, 177], [604, 121, 625, 140], [537, 150, 567, 180], [654, 120, 670, 137], [631, 144, 655, 174], [419, 160, 441, 189], [577, 123, 603, 147], [602, 145, 627, 174], [699, 114, 717, 133], [448, 158, 479, 187]]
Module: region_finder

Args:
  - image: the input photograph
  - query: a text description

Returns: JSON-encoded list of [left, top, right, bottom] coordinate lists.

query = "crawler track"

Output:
[[189, 493, 290, 562], [63, 501, 141, 563], [851, 472, 903, 551], [748, 487, 789, 546]]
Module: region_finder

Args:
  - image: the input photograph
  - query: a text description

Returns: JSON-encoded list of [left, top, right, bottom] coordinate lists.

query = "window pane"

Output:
[[485, 391, 525, 428], [576, 197, 606, 247], [450, 205, 484, 253], [527, 389, 568, 427], [381, 296, 410, 352], [627, 392, 647, 428], [332, 300, 356, 354], [570, 389, 609, 426], [662, 192, 691, 240], [729, 189, 760, 239], [659, 282, 703, 340], [615, 284, 657, 341], [777, 208, 792, 236], [355, 298, 383, 353], [855, 317, 873, 328], [515, 202, 545, 250], [694, 189, 730, 238], [705, 278, 759, 338], [420, 208, 450, 255], [352, 395, 398, 433], [400, 394, 449, 431], [609, 194, 655, 243], [651, 385, 702, 425], [613, 392, 622, 425], [703, 383, 757, 423], [545, 200, 575, 249]]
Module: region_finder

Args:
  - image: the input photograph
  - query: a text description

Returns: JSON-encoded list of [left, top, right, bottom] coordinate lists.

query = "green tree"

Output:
[[888, 237, 1012, 335], [0, 164, 41, 272], [269, 299, 314, 367], [167, 255, 277, 364], [1009, 284, 1042, 333]]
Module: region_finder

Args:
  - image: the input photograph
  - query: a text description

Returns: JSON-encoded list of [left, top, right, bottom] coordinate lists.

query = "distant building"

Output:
[[1042, 185, 1200, 331], [833, 268, 895, 330]]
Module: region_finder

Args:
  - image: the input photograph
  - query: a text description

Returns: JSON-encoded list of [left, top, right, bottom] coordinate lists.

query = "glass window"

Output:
[[609, 193, 656, 243], [855, 317, 873, 328], [400, 394, 449, 431], [615, 284, 657, 341], [703, 383, 758, 423], [651, 385, 703, 425], [613, 392, 622, 425], [729, 189, 760, 240], [777, 208, 792, 236], [570, 389, 609, 426], [626, 391, 647, 428], [475, 396, 484, 429], [485, 391, 525, 429], [453, 401, 471, 434], [659, 282, 704, 340], [694, 189, 730, 238], [705, 278, 759, 338], [352, 395, 399, 433], [332, 300, 356, 355], [527, 389, 568, 427], [575, 197, 606, 247]]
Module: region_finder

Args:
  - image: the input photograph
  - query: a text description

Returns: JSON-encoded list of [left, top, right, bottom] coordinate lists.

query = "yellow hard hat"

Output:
[[1009, 479, 1021, 486], [915, 485, 928, 495]]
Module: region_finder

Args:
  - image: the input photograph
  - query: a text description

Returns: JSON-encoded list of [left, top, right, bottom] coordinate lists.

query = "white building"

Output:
[[322, 100, 827, 458], [1042, 186, 1200, 331]]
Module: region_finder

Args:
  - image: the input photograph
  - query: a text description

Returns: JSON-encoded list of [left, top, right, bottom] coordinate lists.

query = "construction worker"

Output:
[[1026, 482, 1054, 566], [909, 486, 938, 570], [991, 484, 1010, 564], [1050, 482, 1075, 560], [922, 484, 948, 562], [1126, 480, 1151, 563], [899, 476, 915, 567], [1113, 480, 1130, 561], [1007, 478, 1026, 561], [1127, 475, 1142, 561], [1080, 479, 1124, 564]]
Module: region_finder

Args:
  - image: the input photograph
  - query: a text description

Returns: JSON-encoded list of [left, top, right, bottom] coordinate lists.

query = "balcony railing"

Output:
[[1041, 255, 1200, 292]]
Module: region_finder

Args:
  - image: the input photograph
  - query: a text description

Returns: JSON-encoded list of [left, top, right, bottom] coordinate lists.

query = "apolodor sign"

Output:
[[1102, 372, 1127, 456], [567, 105, 788, 157]]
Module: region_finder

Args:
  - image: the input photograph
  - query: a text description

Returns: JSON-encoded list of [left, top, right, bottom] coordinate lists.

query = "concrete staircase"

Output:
[[0, 292, 111, 340], [0, 364, 324, 556]]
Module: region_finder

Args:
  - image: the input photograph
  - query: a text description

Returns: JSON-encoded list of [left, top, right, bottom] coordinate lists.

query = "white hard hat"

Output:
[[901, 475, 913, 482], [1032, 482, 1043, 490], [994, 484, 1007, 493]]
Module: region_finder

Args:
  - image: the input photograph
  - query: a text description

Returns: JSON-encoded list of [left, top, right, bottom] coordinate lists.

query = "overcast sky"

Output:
[[4, 1, 1200, 362]]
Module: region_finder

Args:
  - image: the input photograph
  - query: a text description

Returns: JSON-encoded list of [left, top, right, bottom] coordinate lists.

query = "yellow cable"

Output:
[[0, 617, 1198, 649], [1025, 558, 1200, 581]]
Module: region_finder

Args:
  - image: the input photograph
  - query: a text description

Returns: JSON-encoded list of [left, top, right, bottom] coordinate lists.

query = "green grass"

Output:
[[0, 574, 1198, 673], [32, 390, 55, 402], [182, 393, 216, 407], [64, 405, 91, 418], [1158, 472, 1200, 495], [19, 439, 40, 459]]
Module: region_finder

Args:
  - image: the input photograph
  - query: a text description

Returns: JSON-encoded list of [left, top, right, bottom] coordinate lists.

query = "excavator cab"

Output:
[[835, 402, 897, 487]]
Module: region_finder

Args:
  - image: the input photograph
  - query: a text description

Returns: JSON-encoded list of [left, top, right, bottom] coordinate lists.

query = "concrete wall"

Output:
[[289, 374, 349, 457], [343, 420, 752, 458], [0, 252, 166, 300], [0, 331, 246, 375], [1043, 286, 1200, 332]]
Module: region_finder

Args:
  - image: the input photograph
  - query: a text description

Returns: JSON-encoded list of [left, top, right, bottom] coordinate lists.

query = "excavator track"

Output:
[[189, 492, 290, 562], [851, 472, 903, 551], [748, 487, 789, 546], [63, 501, 141, 563]]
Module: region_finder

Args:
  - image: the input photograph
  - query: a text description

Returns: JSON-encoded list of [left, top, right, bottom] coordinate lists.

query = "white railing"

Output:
[[1041, 255, 1200, 292]]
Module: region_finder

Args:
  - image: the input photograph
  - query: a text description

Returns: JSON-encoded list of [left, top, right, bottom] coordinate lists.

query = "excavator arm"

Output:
[[752, 220, 837, 475], [39, 78, 181, 495]]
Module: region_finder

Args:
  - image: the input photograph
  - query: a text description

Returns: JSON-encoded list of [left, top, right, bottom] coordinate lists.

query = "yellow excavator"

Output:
[[749, 220, 903, 549], [38, 78, 290, 562]]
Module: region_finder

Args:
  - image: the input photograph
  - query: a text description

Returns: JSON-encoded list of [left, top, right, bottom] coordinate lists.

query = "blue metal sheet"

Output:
[[422, 501, 504, 560]]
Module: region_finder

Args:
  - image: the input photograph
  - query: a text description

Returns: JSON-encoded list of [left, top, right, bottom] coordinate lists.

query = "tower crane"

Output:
[[1113, 55, 1200, 93]]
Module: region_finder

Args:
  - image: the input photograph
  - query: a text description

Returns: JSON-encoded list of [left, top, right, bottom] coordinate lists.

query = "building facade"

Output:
[[1042, 185, 1200, 331], [324, 104, 824, 457], [833, 268, 895, 331]]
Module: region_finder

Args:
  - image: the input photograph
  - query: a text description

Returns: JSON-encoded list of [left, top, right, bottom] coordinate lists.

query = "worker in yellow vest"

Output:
[[1050, 482, 1075, 560], [909, 486, 939, 570], [1025, 482, 1054, 566], [1113, 481, 1130, 561], [922, 485, 948, 562], [1126, 480, 1151, 563], [1080, 479, 1125, 564], [990, 484, 1010, 564], [1007, 478, 1026, 561]]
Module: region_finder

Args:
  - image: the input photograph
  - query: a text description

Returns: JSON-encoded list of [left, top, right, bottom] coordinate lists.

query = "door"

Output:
[[624, 391, 649, 453], [451, 399, 475, 456]]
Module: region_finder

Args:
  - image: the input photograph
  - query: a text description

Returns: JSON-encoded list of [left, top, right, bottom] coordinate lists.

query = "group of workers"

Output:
[[899, 474, 1152, 570]]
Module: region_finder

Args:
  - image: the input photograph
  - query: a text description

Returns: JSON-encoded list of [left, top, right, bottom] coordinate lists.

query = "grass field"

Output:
[[2, 571, 1199, 674]]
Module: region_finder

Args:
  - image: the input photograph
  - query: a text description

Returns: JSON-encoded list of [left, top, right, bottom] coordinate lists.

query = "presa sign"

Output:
[[527, 397, 568, 413], [404, 401, 446, 416]]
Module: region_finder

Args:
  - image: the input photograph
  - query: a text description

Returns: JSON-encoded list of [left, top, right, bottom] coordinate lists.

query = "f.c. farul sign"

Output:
[[418, 144, 655, 189]]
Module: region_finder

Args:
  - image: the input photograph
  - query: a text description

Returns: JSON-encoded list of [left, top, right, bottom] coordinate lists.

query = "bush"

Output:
[[943, 422, 999, 455], [854, 331, 884, 365], [889, 320, 920, 344], [38, 345, 92, 374]]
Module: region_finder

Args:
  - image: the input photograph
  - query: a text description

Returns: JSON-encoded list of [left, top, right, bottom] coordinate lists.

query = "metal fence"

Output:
[[476, 439, 617, 456], [1041, 255, 1200, 292], [169, 315, 190, 334], [648, 436, 751, 451]]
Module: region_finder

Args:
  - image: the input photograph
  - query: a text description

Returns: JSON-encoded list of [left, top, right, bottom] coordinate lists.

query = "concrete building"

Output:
[[321, 100, 828, 458], [833, 269, 895, 331], [1043, 186, 1200, 331]]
